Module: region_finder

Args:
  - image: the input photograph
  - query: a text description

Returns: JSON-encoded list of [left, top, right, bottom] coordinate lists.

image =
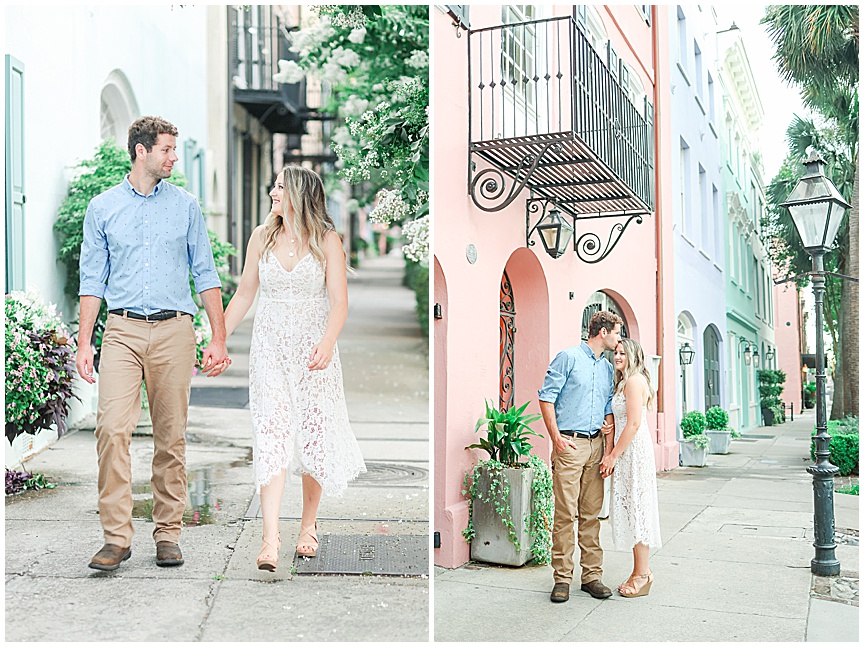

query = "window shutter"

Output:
[[5, 55, 26, 291]]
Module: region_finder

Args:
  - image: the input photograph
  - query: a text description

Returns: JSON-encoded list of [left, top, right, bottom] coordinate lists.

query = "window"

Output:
[[576, 5, 608, 55], [100, 70, 139, 146], [183, 139, 206, 206], [501, 5, 537, 133], [638, 5, 652, 25], [707, 72, 716, 123], [621, 62, 645, 108], [694, 40, 703, 100], [713, 185, 721, 262], [699, 164, 708, 250], [680, 139, 692, 237], [677, 6, 688, 72], [5, 55, 25, 292]]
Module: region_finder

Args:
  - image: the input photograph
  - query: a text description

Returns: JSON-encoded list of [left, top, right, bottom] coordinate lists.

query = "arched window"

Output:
[[100, 70, 139, 146]]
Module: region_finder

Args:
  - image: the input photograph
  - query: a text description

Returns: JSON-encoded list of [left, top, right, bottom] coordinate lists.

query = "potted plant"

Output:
[[680, 410, 710, 467], [758, 369, 786, 426], [462, 400, 553, 567], [704, 406, 740, 454], [803, 382, 816, 409]]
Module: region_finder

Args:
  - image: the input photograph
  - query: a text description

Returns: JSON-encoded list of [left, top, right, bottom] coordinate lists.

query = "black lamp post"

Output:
[[780, 149, 851, 577]]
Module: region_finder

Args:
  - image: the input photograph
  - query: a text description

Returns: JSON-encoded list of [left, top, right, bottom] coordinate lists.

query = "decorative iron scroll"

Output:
[[575, 213, 643, 264], [469, 141, 555, 212], [499, 270, 516, 413]]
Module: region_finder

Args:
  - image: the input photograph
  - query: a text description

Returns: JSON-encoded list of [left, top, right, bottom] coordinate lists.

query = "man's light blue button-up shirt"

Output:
[[79, 176, 221, 315], [538, 342, 614, 433]]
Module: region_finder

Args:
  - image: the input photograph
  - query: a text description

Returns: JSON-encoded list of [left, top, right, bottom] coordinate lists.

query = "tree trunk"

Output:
[[840, 158, 859, 417]]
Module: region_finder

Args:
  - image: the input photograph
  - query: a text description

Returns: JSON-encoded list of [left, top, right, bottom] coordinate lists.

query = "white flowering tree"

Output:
[[274, 5, 429, 268]]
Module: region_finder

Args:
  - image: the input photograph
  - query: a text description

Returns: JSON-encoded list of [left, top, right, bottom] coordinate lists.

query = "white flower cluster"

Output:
[[7, 286, 69, 338], [406, 50, 429, 70], [340, 94, 369, 118], [273, 59, 305, 84], [402, 215, 429, 264], [322, 6, 367, 29], [348, 27, 367, 44], [287, 17, 336, 59], [369, 189, 410, 226]]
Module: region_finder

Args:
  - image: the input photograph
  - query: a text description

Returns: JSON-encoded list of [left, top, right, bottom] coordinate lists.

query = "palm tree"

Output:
[[762, 5, 859, 418]]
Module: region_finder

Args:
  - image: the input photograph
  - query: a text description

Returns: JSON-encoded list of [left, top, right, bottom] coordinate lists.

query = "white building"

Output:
[[5, 5, 211, 464]]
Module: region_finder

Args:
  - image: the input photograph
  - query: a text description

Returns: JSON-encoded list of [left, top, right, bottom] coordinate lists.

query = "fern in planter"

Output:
[[462, 400, 553, 564], [758, 370, 786, 424], [705, 406, 740, 438]]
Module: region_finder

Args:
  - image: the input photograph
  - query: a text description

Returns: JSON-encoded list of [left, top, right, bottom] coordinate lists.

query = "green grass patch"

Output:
[[836, 484, 859, 496]]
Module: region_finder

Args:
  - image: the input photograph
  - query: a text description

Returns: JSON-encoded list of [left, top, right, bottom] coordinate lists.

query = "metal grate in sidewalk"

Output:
[[293, 534, 428, 577]]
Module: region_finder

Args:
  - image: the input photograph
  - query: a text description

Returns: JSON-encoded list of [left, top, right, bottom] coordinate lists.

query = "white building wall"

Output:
[[5, 5, 209, 465]]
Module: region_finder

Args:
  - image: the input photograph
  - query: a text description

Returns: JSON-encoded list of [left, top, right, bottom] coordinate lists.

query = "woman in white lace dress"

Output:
[[223, 166, 365, 570], [600, 338, 661, 597]]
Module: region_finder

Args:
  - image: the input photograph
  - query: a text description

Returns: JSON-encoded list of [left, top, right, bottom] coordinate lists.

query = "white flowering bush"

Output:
[[275, 4, 428, 265], [5, 288, 78, 441], [402, 215, 429, 265]]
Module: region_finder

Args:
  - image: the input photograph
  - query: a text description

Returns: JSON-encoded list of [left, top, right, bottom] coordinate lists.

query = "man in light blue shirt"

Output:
[[539, 311, 622, 603], [76, 116, 229, 572]]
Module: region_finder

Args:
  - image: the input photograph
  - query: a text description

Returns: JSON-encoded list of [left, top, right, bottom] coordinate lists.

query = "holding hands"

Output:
[[202, 338, 231, 377], [600, 453, 617, 479]]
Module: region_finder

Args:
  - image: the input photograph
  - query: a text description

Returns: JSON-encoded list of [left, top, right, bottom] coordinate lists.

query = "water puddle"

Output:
[[132, 467, 222, 526]]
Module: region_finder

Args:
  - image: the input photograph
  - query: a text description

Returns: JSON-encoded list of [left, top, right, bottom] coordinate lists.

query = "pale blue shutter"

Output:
[[5, 55, 25, 292]]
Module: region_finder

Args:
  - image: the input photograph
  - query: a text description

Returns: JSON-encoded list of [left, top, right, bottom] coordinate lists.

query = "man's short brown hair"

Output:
[[127, 116, 179, 162], [588, 310, 623, 338]]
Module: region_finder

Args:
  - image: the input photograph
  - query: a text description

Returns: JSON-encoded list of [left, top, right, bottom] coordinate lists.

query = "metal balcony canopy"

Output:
[[468, 15, 655, 217]]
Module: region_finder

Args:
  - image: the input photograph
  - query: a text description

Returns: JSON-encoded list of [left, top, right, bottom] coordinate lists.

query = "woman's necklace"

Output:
[[286, 228, 299, 257]]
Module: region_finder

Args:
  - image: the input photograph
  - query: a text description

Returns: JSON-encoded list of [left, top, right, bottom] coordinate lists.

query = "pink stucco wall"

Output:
[[773, 281, 803, 413], [433, 5, 677, 569]]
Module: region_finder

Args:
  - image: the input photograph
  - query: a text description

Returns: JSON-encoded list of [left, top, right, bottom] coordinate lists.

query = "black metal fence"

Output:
[[468, 16, 654, 210], [231, 6, 296, 96]]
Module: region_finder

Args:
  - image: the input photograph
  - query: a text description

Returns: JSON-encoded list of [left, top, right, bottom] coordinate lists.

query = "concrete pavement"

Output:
[[434, 410, 858, 642], [5, 252, 430, 642]]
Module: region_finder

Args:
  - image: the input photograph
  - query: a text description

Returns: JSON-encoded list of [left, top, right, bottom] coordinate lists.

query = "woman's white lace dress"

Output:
[[610, 391, 662, 549], [249, 250, 366, 496]]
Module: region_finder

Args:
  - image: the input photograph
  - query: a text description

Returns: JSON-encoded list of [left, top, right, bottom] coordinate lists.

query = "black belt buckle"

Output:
[[560, 430, 599, 439]]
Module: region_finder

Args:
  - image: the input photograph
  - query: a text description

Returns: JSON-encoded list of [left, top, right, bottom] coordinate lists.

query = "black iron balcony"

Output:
[[468, 16, 654, 219], [230, 7, 328, 134]]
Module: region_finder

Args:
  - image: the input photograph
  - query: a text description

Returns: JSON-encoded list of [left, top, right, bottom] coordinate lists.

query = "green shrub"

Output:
[[810, 416, 859, 476], [680, 410, 707, 437], [705, 406, 729, 430], [757, 369, 786, 413], [404, 259, 429, 337]]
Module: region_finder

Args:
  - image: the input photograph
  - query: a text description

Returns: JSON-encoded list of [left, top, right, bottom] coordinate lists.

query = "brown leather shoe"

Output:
[[155, 541, 184, 567], [88, 543, 132, 571], [581, 579, 612, 599], [550, 582, 570, 603]]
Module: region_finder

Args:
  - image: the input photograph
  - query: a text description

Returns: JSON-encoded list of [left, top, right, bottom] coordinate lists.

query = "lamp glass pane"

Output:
[[538, 225, 560, 253], [823, 202, 847, 251], [558, 224, 574, 255], [788, 201, 828, 249]]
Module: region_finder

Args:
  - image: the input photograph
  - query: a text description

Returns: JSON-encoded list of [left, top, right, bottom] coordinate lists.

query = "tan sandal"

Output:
[[296, 523, 318, 557], [256, 534, 281, 571], [619, 571, 653, 598]]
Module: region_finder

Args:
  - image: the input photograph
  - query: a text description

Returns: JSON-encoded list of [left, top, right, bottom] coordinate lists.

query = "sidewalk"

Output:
[[5, 253, 430, 642], [434, 410, 859, 642]]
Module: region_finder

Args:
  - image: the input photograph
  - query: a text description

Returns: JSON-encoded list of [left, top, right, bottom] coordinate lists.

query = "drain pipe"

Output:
[[652, 6, 668, 428]]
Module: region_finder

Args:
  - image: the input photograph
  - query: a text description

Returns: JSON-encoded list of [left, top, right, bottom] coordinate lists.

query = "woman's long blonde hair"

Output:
[[262, 166, 337, 267], [614, 338, 655, 411]]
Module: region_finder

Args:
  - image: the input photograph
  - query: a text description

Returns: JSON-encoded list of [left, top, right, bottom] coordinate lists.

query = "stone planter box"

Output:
[[471, 466, 534, 567], [706, 429, 732, 455], [681, 438, 708, 467]]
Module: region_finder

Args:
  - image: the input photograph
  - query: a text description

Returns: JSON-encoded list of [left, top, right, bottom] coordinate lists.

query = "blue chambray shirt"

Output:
[[78, 176, 221, 315], [538, 342, 614, 433]]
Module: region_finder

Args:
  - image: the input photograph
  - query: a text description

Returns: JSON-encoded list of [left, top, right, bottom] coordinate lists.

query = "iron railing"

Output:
[[468, 16, 654, 212], [231, 6, 294, 94]]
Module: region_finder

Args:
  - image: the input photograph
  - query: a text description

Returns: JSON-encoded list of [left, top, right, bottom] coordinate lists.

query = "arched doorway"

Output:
[[703, 326, 721, 409]]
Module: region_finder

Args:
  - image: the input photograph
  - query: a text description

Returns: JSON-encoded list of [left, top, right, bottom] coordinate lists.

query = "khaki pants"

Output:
[[550, 435, 605, 585], [95, 313, 196, 546]]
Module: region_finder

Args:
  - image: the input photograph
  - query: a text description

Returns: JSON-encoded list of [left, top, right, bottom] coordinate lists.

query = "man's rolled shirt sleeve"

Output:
[[538, 351, 570, 403], [186, 201, 221, 293], [78, 202, 109, 298]]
